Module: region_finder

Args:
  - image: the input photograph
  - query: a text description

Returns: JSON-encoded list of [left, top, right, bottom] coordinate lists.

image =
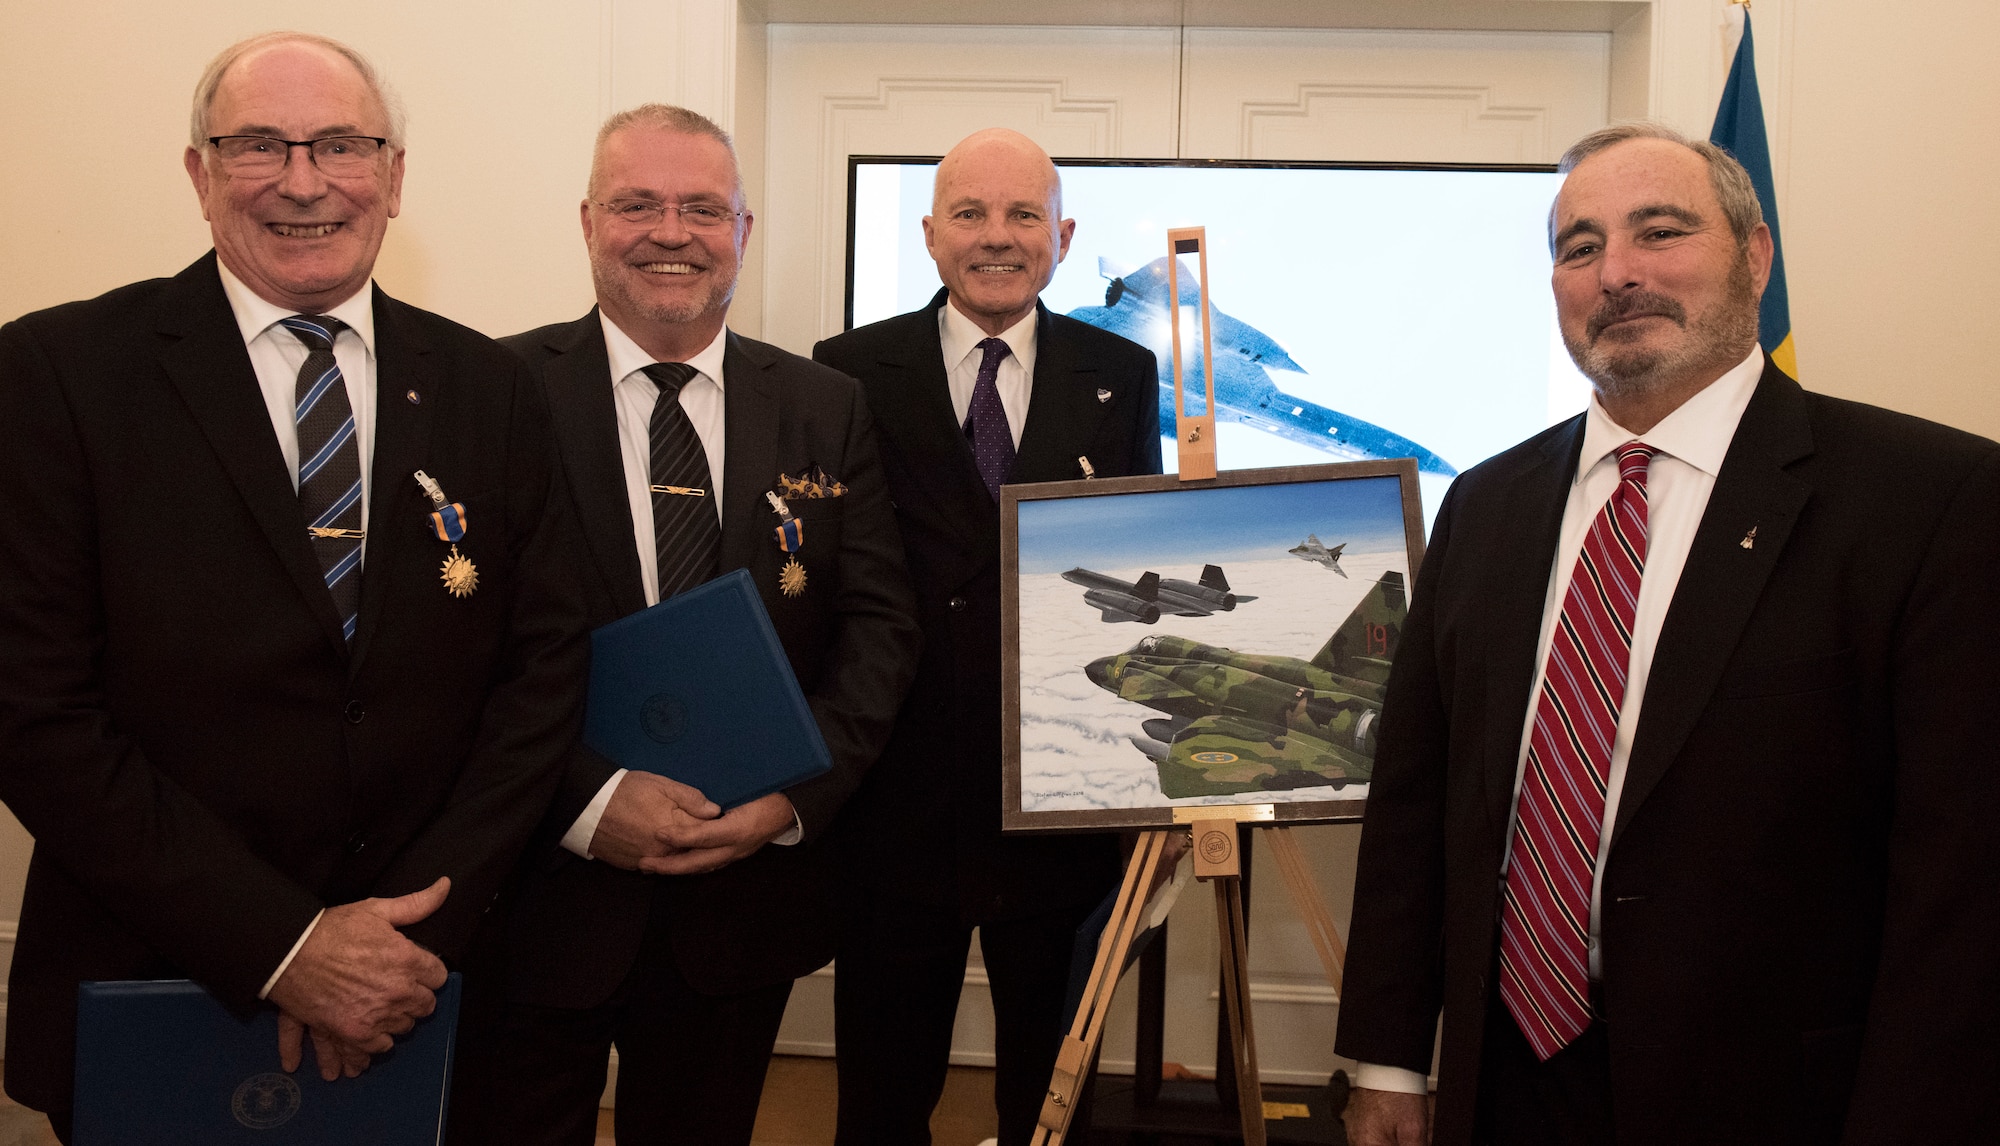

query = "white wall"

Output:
[[3, 0, 1997, 1083]]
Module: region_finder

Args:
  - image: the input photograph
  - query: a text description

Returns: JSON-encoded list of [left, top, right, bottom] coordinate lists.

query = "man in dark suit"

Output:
[[813, 128, 1162, 1145], [446, 104, 920, 1146], [1336, 123, 2000, 1146], [0, 32, 588, 1139]]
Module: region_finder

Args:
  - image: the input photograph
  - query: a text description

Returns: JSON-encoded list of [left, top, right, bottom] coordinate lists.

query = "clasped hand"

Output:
[[266, 877, 451, 1082], [588, 771, 795, 876]]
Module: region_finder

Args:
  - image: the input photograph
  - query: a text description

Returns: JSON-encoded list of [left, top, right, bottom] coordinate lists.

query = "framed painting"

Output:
[[1001, 459, 1426, 831]]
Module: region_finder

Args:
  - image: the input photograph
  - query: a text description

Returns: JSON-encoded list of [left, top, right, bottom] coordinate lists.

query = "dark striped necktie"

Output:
[[643, 362, 721, 600], [1498, 441, 1657, 1060], [280, 314, 363, 643]]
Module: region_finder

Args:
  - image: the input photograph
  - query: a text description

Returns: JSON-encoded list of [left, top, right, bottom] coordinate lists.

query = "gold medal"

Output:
[[779, 556, 807, 598], [440, 544, 479, 598]]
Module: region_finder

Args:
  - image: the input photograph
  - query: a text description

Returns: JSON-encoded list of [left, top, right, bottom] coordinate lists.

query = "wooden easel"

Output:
[[1030, 811, 1349, 1146], [1030, 228, 1353, 1146]]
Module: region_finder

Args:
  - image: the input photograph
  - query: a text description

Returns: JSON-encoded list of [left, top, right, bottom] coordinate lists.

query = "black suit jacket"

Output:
[[0, 254, 589, 1114], [491, 311, 919, 1006], [813, 290, 1162, 919], [1335, 360, 2000, 1144]]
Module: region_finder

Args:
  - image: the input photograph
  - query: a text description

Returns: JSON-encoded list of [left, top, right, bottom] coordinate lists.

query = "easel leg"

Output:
[[1032, 829, 1172, 1146], [1213, 875, 1266, 1146]]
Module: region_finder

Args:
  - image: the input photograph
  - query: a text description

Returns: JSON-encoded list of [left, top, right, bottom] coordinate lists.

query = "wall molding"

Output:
[[1241, 81, 1550, 161]]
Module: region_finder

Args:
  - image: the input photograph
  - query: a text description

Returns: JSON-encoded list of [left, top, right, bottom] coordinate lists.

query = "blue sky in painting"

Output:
[[1016, 473, 1406, 574]]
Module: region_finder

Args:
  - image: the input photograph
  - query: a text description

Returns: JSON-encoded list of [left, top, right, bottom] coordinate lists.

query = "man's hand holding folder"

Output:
[[587, 770, 799, 876], [640, 790, 799, 875], [266, 877, 453, 1081]]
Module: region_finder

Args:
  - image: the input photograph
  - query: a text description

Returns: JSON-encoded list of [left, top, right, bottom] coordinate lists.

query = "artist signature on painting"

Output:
[[1032, 790, 1087, 801]]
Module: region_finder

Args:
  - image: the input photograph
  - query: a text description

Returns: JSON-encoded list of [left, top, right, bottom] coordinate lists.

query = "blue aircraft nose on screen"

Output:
[[1067, 256, 1458, 477]]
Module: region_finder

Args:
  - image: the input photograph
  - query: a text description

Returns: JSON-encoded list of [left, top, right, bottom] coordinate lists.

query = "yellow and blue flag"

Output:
[[1710, 9, 1796, 378]]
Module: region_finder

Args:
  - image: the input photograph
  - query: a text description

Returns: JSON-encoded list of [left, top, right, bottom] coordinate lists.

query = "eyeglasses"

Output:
[[592, 199, 744, 231], [207, 135, 389, 176]]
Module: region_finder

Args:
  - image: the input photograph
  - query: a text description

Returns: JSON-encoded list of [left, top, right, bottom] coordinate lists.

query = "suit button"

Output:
[[949, 596, 968, 612], [345, 833, 368, 855], [344, 700, 366, 724]]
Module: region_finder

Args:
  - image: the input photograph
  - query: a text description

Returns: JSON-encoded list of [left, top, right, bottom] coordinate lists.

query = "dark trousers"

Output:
[[833, 891, 1096, 1146], [448, 903, 793, 1146], [1472, 981, 1615, 1146]]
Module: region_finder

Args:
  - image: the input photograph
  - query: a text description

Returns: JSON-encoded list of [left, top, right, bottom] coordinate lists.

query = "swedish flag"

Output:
[[1710, 9, 1797, 378]]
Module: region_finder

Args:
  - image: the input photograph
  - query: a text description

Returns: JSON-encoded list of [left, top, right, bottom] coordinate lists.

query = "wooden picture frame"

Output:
[[1001, 459, 1427, 832]]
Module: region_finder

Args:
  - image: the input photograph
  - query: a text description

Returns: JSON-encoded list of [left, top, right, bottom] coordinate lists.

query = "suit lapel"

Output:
[[720, 333, 780, 574], [350, 288, 437, 666], [1610, 364, 1813, 847], [540, 312, 648, 617], [866, 298, 995, 554], [1013, 306, 1109, 483], [1479, 420, 1583, 845], [154, 256, 349, 655]]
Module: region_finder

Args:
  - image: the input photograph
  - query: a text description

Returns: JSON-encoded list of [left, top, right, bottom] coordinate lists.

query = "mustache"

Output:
[[1587, 291, 1687, 339]]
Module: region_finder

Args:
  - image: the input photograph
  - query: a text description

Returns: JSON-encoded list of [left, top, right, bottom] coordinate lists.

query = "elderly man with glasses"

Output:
[[0, 31, 590, 1141]]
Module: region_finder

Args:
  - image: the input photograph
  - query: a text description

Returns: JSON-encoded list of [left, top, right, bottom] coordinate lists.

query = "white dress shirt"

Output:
[[1355, 348, 1764, 1096], [561, 316, 801, 857], [939, 301, 1037, 446], [214, 262, 380, 1000], [216, 262, 379, 549]]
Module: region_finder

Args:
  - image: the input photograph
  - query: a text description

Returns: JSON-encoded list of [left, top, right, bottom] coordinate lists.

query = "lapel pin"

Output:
[[1096, 388, 1112, 404], [1740, 525, 1758, 550], [406, 389, 421, 405]]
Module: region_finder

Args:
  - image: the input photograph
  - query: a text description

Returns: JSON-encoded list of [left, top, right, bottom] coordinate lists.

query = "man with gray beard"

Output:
[[1334, 123, 2000, 1145], [447, 104, 918, 1145]]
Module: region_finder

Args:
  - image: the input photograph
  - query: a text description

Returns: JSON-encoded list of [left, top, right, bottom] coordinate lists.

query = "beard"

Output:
[[1563, 248, 1761, 404], [590, 257, 737, 331]]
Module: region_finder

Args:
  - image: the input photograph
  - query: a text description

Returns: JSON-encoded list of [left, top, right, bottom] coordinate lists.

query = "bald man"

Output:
[[813, 128, 1161, 1145]]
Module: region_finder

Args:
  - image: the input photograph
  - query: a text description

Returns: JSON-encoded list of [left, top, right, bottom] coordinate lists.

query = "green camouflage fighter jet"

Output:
[[1081, 570, 1407, 799]]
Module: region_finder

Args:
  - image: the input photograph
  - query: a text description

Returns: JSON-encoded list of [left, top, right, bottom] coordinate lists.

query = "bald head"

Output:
[[932, 128, 1063, 217], [923, 128, 1074, 336]]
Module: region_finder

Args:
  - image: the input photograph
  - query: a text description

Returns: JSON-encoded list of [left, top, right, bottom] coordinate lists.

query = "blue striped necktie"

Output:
[[280, 315, 363, 643]]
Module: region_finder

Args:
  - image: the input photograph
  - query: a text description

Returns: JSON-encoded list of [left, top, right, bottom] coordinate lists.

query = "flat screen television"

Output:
[[844, 157, 1591, 526]]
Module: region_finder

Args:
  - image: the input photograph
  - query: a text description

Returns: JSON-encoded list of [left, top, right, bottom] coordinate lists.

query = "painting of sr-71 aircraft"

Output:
[[1084, 570, 1406, 799], [1065, 256, 1457, 477], [1289, 534, 1348, 576], [1060, 564, 1258, 624]]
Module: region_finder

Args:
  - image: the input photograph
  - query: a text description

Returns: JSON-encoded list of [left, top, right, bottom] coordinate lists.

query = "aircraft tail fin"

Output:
[[1198, 564, 1229, 592], [1309, 571, 1409, 686], [1133, 571, 1160, 601]]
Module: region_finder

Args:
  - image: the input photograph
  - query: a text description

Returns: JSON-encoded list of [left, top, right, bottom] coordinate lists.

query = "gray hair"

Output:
[[1549, 121, 1763, 251], [190, 32, 406, 150], [589, 104, 738, 197]]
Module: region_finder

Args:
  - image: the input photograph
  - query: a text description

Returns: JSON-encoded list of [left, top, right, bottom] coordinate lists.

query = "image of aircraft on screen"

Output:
[[1288, 534, 1348, 576], [1084, 570, 1407, 799], [1061, 564, 1258, 624], [1065, 256, 1457, 476]]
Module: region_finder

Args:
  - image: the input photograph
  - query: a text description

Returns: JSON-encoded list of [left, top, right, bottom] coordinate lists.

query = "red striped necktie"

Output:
[[1499, 441, 1658, 1060]]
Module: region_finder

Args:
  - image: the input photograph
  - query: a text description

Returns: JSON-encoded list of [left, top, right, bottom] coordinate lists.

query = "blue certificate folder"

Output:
[[584, 568, 832, 809], [72, 972, 461, 1145]]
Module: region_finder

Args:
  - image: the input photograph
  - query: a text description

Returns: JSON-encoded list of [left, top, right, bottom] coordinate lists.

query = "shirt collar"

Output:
[[1577, 348, 1764, 482], [938, 296, 1039, 374], [216, 257, 377, 356], [600, 312, 729, 392]]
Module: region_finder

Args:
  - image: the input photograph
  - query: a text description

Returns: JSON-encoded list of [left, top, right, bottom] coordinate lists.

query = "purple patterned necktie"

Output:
[[1498, 441, 1658, 1060], [964, 337, 1015, 502]]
